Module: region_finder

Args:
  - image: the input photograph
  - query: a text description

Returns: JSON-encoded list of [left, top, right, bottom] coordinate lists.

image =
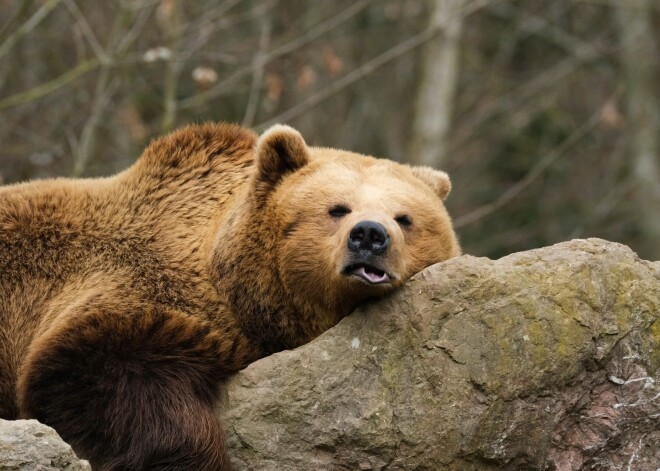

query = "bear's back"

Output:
[[0, 123, 258, 418], [0, 122, 258, 290]]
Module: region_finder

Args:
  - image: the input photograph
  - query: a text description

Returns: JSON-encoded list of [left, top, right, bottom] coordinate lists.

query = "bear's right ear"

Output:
[[409, 166, 452, 201], [255, 124, 310, 189]]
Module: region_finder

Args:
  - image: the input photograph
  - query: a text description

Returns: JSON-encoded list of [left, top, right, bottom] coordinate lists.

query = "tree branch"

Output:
[[453, 103, 606, 229], [0, 58, 100, 110], [257, 0, 493, 130], [242, 14, 272, 127], [178, 0, 376, 110], [0, 0, 62, 60]]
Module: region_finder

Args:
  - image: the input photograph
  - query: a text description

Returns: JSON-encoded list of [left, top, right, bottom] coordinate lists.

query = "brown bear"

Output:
[[0, 122, 460, 470]]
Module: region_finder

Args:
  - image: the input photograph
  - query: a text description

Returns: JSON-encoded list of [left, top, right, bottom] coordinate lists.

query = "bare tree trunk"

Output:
[[616, 0, 660, 260], [408, 0, 465, 168]]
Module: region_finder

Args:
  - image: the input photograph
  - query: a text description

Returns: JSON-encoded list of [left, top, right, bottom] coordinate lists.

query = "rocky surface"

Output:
[[220, 239, 660, 470], [1, 239, 657, 470], [0, 419, 90, 470]]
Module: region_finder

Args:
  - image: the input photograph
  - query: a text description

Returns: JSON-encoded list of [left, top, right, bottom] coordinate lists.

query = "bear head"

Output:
[[212, 124, 460, 351]]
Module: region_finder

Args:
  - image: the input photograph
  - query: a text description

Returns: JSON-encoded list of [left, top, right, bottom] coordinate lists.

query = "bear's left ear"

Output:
[[255, 124, 310, 188], [409, 166, 452, 201]]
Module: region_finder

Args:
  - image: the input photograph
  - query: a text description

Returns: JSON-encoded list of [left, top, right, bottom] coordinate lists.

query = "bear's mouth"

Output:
[[344, 263, 392, 285]]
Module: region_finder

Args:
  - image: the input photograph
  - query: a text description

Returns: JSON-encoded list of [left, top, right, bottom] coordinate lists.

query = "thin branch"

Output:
[[178, 0, 245, 47], [119, 0, 162, 12], [0, 0, 63, 60], [569, 178, 636, 240], [257, 0, 494, 130], [242, 15, 272, 127], [62, 0, 108, 62], [487, 5, 600, 57], [178, 0, 376, 110], [0, 58, 100, 110], [177, 0, 277, 66], [449, 35, 608, 155], [193, 0, 243, 26], [72, 67, 115, 177], [453, 103, 606, 229], [161, 0, 183, 133], [122, 0, 161, 12], [0, 0, 37, 42], [115, 4, 157, 54], [73, 4, 135, 176], [266, 0, 374, 61], [573, 0, 660, 11]]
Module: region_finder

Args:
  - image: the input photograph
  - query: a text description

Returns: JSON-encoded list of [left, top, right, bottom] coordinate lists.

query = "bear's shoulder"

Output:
[[134, 122, 258, 175]]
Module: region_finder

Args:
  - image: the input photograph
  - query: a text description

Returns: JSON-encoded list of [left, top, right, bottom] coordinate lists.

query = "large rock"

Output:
[[0, 419, 90, 470], [220, 239, 660, 470]]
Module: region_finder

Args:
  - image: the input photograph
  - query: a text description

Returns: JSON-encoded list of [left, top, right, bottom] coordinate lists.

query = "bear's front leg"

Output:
[[17, 303, 231, 471]]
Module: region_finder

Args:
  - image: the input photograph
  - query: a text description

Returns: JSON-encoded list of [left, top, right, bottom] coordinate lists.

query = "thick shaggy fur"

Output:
[[0, 122, 460, 469]]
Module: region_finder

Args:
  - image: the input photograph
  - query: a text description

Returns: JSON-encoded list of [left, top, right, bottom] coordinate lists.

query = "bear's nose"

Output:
[[348, 221, 390, 255]]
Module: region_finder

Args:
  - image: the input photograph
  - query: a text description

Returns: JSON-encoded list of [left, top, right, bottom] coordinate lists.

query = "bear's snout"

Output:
[[348, 220, 390, 255]]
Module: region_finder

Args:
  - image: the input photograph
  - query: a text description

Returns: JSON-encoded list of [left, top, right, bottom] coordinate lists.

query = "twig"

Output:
[[72, 68, 116, 177], [73, 3, 134, 175], [178, 1, 277, 67], [453, 104, 606, 229], [116, 3, 156, 54], [256, 0, 493, 130], [62, 0, 108, 63], [122, 0, 161, 12], [0, 0, 62, 60], [0, 58, 100, 110], [0, 0, 37, 42], [161, 0, 183, 133], [242, 15, 272, 127], [178, 0, 376, 110], [574, 0, 660, 11], [178, 0, 245, 46], [449, 35, 607, 155], [266, 0, 374, 61]]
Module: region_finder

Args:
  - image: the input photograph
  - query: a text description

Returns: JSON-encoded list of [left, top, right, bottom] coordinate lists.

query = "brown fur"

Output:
[[0, 122, 460, 469]]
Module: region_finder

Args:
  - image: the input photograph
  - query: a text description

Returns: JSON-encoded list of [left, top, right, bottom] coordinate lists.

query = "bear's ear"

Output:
[[255, 124, 310, 188], [409, 166, 452, 201]]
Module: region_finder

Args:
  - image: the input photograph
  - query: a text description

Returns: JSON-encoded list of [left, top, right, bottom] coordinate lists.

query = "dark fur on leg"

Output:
[[17, 304, 231, 470]]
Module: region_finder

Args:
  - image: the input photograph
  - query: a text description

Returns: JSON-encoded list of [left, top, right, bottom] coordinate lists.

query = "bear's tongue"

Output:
[[355, 265, 389, 284]]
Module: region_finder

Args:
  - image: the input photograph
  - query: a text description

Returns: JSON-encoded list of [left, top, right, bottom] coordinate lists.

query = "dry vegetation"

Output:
[[1, 0, 658, 259]]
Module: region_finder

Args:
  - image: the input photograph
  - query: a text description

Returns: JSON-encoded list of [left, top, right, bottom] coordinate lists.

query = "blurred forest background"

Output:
[[1, 0, 658, 260]]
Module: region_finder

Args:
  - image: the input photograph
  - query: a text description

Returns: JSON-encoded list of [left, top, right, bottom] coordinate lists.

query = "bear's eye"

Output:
[[395, 215, 412, 227], [329, 205, 351, 218]]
